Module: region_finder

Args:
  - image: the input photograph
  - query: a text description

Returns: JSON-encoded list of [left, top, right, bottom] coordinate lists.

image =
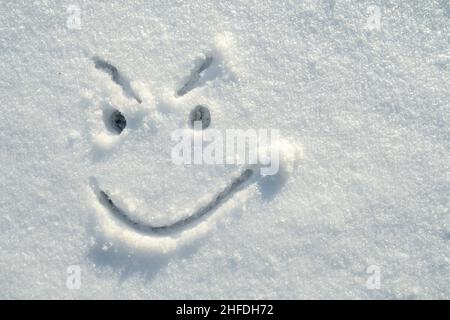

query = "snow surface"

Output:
[[0, 0, 449, 299]]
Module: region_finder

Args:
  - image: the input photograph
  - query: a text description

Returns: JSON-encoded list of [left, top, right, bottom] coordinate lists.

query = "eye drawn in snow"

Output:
[[189, 105, 211, 130], [86, 33, 302, 254], [104, 109, 127, 134]]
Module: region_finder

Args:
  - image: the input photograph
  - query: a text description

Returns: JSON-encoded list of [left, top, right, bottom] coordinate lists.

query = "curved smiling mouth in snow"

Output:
[[89, 169, 255, 234]]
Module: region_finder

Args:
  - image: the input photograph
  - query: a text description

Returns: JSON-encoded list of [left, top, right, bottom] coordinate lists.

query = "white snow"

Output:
[[0, 0, 449, 299]]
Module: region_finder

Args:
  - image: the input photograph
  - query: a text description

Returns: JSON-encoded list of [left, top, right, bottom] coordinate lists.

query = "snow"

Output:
[[0, 0, 449, 299]]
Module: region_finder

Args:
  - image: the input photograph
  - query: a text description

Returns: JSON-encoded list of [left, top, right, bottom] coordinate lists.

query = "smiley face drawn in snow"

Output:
[[84, 33, 301, 254]]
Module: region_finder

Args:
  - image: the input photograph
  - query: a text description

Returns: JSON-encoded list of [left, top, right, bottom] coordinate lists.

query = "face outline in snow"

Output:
[[84, 34, 299, 253]]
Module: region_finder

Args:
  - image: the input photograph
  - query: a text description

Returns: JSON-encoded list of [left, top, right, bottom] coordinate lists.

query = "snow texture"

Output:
[[0, 0, 449, 299]]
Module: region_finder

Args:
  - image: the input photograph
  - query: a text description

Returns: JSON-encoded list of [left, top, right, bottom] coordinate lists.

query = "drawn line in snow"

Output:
[[93, 56, 142, 103], [176, 55, 213, 97], [89, 168, 254, 234]]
